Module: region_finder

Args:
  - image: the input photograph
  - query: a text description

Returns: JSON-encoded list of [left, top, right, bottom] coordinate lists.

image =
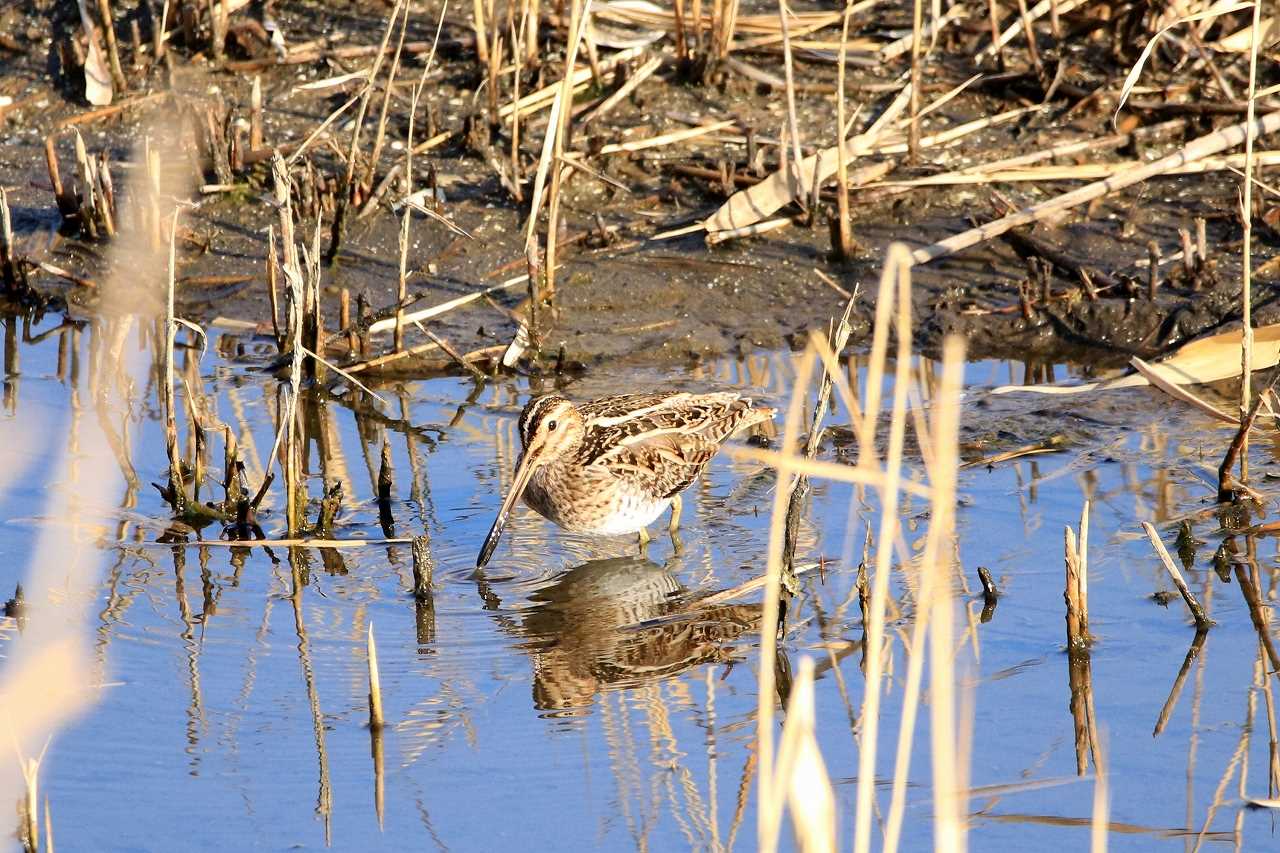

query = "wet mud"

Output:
[[4, 0, 1280, 376]]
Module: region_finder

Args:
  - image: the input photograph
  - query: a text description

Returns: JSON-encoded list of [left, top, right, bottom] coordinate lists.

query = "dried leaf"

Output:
[[1129, 356, 1239, 423], [1210, 15, 1278, 50], [1114, 0, 1254, 127], [704, 83, 911, 233], [76, 0, 112, 106], [992, 323, 1280, 395]]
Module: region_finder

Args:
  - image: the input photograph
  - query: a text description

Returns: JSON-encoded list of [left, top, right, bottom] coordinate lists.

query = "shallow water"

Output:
[[2, 309, 1279, 851]]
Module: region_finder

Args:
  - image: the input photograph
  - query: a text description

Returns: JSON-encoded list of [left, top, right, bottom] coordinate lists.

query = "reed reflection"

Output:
[[517, 556, 760, 714]]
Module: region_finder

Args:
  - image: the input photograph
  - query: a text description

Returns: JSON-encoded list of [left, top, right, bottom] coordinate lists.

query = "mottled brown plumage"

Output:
[[477, 391, 774, 567]]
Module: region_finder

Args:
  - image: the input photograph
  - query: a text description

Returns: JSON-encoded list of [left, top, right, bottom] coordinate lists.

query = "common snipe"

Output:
[[476, 392, 775, 567]]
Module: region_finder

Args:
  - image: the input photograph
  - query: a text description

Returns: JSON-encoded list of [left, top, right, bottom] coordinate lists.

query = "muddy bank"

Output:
[[2, 0, 1279, 373]]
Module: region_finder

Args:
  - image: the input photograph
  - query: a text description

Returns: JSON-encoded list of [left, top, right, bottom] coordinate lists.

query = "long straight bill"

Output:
[[476, 453, 538, 567]]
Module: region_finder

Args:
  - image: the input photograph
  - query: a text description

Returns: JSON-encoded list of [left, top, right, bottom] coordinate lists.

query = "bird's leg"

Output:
[[668, 495, 683, 552], [638, 526, 651, 552]]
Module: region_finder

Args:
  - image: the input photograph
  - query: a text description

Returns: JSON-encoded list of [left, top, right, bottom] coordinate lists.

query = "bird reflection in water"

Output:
[[518, 556, 762, 715]]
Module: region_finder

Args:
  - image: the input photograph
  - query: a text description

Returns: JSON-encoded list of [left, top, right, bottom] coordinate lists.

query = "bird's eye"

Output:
[[547, 419, 558, 432]]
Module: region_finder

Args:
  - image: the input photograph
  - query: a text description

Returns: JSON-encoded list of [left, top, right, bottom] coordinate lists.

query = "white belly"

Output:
[[524, 466, 673, 536]]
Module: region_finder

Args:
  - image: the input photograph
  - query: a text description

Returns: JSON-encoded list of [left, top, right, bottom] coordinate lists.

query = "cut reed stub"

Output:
[[1142, 521, 1213, 631], [367, 623, 385, 730], [411, 534, 432, 600], [977, 566, 999, 623]]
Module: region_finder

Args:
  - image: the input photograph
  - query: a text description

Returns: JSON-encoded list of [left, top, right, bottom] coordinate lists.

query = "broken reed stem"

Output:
[[367, 622, 385, 729], [780, 294, 858, 597], [1219, 364, 1280, 501], [1142, 522, 1212, 630], [832, 2, 855, 259], [1064, 501, 1090, 650], [908, 0, 923, 162], [1240, 1, 1264, 486], [267, 225, 282, 349]]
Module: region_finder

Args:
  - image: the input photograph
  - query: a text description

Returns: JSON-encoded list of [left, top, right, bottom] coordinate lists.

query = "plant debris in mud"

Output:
[[0, 0, 1278, 366]]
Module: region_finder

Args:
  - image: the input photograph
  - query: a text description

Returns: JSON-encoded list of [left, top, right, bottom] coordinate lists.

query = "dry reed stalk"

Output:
[[1013, 0, 1042, 75], [927, 338, 965, 852], [367, 623, 385, 728], [365, 273, 530, 336], [727, 444, 934, 497], [43, 795, 53, 853], [778, 0, 805, 210], [412, 320, 487, 381], [755, 344, 818, 853], [501, 44, 645, 123], [364, 2, 412, 197], [769, 657, 836, 851], [94, 0, 127, 95], [883, 338, 966, 852], [1128, 357, 1238, 425], [912, 109, 1280, 265], [340, 288, 353, 353], [582, 55, 662, 125], [908, 0, 923, 162], [522, 0, 592, 296], [1142, 522, 1212, 630], [395, 211, 410, 352], [266, 225, 283, 349], [249, 75, 263, 150], [473, 0, 490, 66], [978, 0, 1087, 61], [327, 0, 408, 260], [1219, 365, 1280, 500], [985, 0, 1002, 66], [162, 208, 185, 512], [543, 0, 590, 302], [1240, 2, 1265, 485], [719, 0, 741, 58], [0, 188, 15, 289], [854, 245, 914, 853], [870, 150, 1280, 189]]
